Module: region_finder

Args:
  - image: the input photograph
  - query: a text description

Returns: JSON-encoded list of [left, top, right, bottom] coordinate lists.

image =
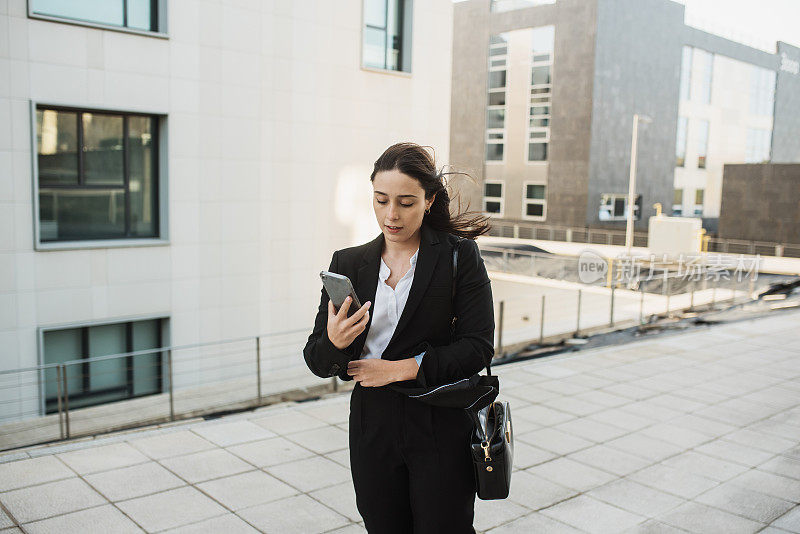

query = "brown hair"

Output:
[[369, 142, 491, 240]]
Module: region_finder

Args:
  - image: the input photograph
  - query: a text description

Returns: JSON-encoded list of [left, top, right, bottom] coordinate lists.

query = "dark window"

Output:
[[526, 203, 544, 217], [485, 201, 501, 213], [485, 183, 502, 197], [528, 143, 548, 161], [31, 0, 159, 32], [36, 107, 159, 242], [43, 319, 164, 414], [486, 143, 504, 161], [526, 184, 545, 199]]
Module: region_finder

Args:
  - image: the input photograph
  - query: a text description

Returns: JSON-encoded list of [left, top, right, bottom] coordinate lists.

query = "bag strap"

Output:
[[451, 237, 492, 377]]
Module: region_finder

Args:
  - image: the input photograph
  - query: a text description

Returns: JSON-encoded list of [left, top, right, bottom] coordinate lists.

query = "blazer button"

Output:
[[330, 363, 340, 375]]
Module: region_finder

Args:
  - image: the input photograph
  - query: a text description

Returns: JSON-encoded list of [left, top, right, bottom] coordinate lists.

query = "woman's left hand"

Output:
[[347, 358, 418, 387]]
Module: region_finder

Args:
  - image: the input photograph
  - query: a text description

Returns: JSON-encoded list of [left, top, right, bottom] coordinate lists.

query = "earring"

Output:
[[425, 206, 431, 214]]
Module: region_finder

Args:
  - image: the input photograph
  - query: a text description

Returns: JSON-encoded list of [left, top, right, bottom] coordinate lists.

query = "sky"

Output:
[[454, 0, 800, 52]]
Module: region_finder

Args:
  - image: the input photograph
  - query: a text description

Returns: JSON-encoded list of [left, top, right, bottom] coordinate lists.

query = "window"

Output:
[[694, 189, 704, 216], [750, 65, 776, 117], [42, 318, 165, 414], [523, 182, 546, 220], [679, 46, 692, 101], [599, 193, 640, 221], [745, 128, 772, 163], [696, 119, 709, 169], [30, 0, 160, 32], [36, 106, 160, 243], [483, 181, 504, 216], [673, 188, 683, 216], [675, 116, 688, 167], [363, 0, 412, 72], [491, 0, 556, 11], [527, 25, 554, 163], [693, 48, 713, 104], [486, 33, 509, 162]]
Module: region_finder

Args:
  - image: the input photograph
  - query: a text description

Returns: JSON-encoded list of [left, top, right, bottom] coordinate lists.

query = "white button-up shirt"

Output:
[[360, 247, 426, 366]]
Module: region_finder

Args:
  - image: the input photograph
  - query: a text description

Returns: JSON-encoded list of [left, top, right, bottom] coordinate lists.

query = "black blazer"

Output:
[[303, 222, 495, 389]]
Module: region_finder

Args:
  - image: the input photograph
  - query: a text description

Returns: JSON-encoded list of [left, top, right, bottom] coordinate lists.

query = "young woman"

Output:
[[303, 142, 495, 533]]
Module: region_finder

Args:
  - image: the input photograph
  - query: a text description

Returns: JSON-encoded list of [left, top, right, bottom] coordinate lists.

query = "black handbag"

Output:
[[391, 237, 514, 500]]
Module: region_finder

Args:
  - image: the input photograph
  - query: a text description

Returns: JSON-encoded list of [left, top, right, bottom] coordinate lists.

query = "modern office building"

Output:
[[450, 0, 800, 234], [0, 0, 452, 419]]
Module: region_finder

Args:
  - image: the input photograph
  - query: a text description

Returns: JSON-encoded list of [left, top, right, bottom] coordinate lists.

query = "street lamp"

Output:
[[625, 113, 652, 257]]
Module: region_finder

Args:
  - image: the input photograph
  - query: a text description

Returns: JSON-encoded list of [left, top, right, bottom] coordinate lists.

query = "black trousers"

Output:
[[349, 382, 477, 534]]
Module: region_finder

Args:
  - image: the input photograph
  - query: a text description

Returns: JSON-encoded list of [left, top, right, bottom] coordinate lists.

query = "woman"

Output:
[[302, 142, 495, 533]]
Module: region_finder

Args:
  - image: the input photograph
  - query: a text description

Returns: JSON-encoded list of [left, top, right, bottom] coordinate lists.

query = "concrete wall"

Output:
[[718, 164, 800, 244], [772, 42, 800, 163], [586, 0, 684, 231]]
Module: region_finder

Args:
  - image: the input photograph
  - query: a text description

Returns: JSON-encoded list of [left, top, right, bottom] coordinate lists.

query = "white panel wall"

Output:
[[0, 0, 454, 389]]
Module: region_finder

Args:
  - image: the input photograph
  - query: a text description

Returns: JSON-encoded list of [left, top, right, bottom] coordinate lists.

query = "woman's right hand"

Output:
[[327, 297, 371, 351]]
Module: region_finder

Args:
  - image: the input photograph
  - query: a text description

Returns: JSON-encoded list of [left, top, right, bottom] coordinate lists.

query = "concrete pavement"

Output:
[[1, 309, 799, 533]]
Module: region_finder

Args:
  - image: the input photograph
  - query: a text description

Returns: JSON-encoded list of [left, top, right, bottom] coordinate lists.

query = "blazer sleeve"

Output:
[[411, 238, 495, 388], [302, 250, 354, 379]]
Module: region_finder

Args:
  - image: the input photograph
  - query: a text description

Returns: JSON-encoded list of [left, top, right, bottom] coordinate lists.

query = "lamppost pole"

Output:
[[626, 113, 651, 257]]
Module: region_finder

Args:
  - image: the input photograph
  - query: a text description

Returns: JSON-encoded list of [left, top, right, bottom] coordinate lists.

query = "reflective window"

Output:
[[750, 65, 776, 117], [693, 189, 704, 216], [486, 33, 509, 162], [523, 182, 546, 219], [43, 318, 165, 414], [745, 128, 771, 163], [696, 120, 709, 169], [31, 0, 157, 31], [693, 48, 713, 104], [363, 0, 410, 72], [527, 25, 554, 163], [36, 107, 159, 243], [679, 46, 692, 101], [675, 116, 688, 167], [483, 181, 504, 215]]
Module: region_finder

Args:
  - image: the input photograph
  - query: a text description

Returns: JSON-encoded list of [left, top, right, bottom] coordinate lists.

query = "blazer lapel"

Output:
[[384, 223, 441, 358], [350, 222, 442, 360]]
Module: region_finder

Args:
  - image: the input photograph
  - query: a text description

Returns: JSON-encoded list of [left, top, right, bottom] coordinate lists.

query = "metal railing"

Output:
[[487, 221, 800, 258], [0, 328, 329, 452], [483, 244, 774, 357]]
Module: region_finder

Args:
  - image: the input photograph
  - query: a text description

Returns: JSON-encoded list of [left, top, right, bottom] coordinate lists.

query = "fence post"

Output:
[[167, 349, 174, 421], [711, 281, 717, 308], [256, 336, 262, 405], [513, 225, 519, 239], [609, 285, 615, 327], [497, 301, 504, 357], [56, 365, 64, 440], [575, 290, 581, 336], [689, 280, 695, 310], [539, 295, 545, 344], [566, 228, 572, 242], [776, 244, 784, 257], [665, 277, 671, 315], [639, 286, 644, 324], [61, 364, 70, 439]]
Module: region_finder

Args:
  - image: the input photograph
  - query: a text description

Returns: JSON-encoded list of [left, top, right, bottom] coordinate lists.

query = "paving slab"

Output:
[[0, 309, 797, 533]]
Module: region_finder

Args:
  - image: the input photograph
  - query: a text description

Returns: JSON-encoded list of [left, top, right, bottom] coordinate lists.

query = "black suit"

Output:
[[303, 222, 495, 533]]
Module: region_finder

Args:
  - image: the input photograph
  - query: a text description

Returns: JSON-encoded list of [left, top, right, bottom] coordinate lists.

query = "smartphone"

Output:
[[320, 271, 363, 318]]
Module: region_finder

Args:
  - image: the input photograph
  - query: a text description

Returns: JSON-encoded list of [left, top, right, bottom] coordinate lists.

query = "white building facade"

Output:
[[0, 0, 453, 421]]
